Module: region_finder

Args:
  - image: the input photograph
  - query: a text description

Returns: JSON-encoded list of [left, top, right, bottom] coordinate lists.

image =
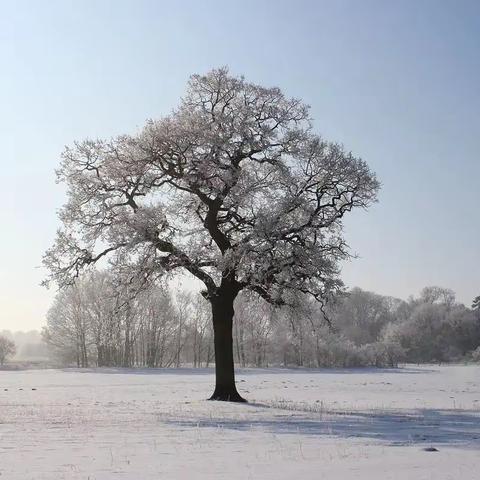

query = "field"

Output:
[[0, 365, 479, 479]]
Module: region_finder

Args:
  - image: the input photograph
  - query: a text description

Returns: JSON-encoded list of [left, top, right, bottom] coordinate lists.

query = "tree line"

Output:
[[42, 272, 480, 369]]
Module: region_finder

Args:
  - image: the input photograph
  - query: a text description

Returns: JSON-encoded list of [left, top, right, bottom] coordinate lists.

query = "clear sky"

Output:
[[1, 0, 479, 331]]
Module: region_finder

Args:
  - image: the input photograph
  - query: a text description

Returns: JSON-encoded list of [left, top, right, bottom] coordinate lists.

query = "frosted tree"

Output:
[[0, 335, 16, 365], [420, 286, 456, 308], [43, 281, 91, 367], [43, 68, 379, 401], [472, 295, 480, 313]]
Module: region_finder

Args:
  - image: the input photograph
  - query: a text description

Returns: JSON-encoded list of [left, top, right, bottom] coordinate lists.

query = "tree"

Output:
[[384, 294, 480, 363], [420, 286, 456, 308], [183, 292, 213, 368], [44, 269, 177, 368], [334, 287, 395, 345], [43, 275, 95, 367], [472, 295, 480, 313], [0, 335, 16, 365], [43, 68, 379, 401], [234, 292, 274, 367]]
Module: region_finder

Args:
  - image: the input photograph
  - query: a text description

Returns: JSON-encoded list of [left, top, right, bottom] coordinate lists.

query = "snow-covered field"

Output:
[[0, 365, 479, 479]]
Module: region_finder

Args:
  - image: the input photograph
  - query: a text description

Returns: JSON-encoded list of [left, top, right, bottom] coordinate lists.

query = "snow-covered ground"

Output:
[[0, 365, 479, 479]]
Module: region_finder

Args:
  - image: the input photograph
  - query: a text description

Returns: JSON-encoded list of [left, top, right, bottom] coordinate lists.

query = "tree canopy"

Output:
[[44, 68, 379, 305]]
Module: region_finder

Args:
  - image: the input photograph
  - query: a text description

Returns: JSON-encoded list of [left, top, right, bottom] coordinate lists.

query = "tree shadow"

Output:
[[163, 407, 480, 448], [236, 366, 439, 375]]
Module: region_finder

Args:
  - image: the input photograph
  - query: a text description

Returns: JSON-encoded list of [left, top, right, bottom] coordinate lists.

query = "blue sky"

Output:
[[1, 0, 479, 330]]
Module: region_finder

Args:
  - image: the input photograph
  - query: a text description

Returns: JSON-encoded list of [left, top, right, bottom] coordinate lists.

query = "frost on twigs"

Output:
[[43, 67, 379, 307]]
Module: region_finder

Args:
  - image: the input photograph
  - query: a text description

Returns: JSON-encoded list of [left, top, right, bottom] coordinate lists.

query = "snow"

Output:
[[0, 365, 479, 479]]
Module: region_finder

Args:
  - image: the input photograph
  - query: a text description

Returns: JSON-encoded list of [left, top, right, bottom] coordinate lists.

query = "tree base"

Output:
[[209, 387, 247, 403]]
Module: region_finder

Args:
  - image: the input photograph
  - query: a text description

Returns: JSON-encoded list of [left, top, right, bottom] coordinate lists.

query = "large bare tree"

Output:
[[44, 68, 379, 401]]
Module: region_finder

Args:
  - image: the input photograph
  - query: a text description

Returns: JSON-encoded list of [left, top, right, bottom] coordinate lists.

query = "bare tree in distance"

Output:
[[420, 286, 456, 308], [472, 295, 480, 313], [43, 68, 379, 401], [0, 336, 16, 365]]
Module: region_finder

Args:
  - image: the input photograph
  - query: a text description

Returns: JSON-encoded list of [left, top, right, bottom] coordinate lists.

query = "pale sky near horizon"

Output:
[[1, 0, 479, 331]]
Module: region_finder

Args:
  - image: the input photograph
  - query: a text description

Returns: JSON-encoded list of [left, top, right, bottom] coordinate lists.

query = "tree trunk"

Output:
[[209, 286, 246, 402]]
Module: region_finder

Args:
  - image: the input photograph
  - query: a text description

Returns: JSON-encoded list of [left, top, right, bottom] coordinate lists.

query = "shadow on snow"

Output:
[[162, 407, 480, 448]]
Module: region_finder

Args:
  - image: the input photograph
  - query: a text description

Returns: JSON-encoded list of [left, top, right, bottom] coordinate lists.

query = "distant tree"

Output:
[[43, 270, 177, 368], [184, 293, 213, 368], [334, 288, 396, 345], [234, 292, 274, 367], [43, 68, 379, 401], [137, 286, 178, 368], [420, 286, 456, 308], [471, 346, 480, 363], [385, 297, 480, 363], [43, 279, 92, 367], [0, 336, 16, 365], [472, 295, 480, 313]]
